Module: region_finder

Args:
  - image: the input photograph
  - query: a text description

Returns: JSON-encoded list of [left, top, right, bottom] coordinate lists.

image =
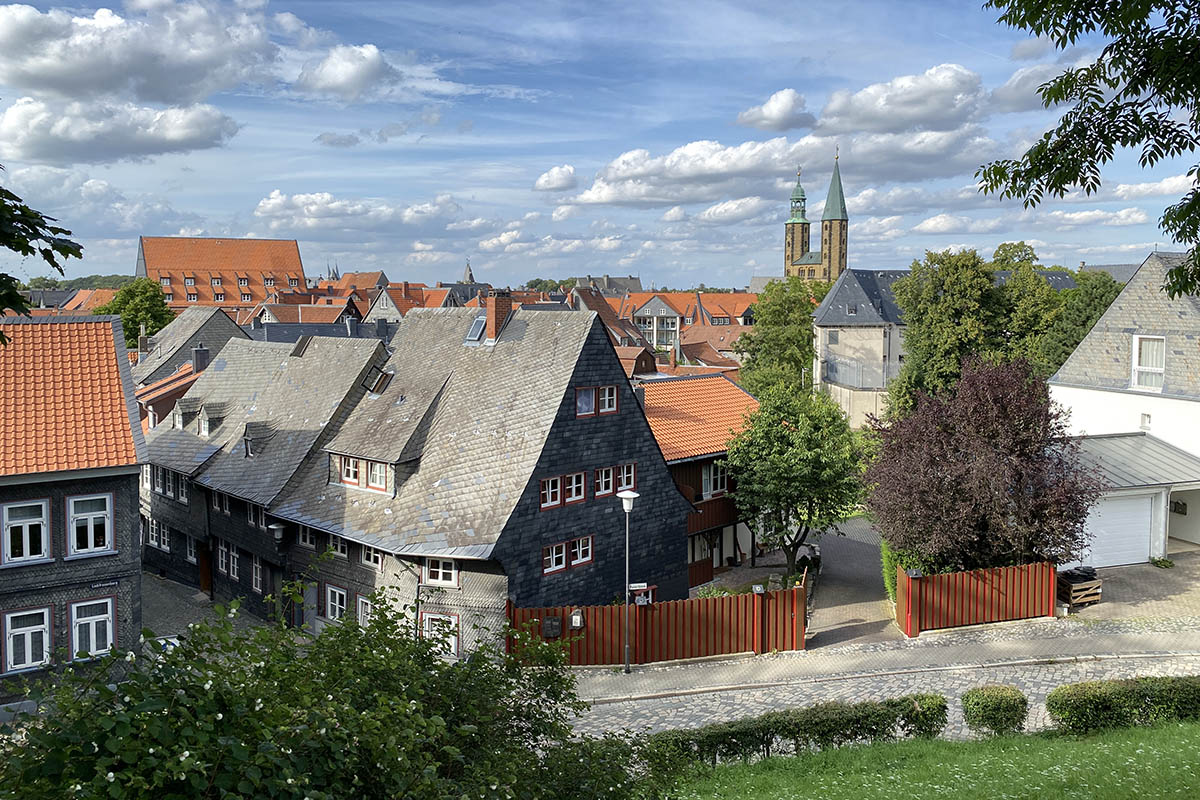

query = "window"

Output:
[[199, 415, 210, 437], [1141, 413, 1152, 431], [329, 534, 348, 558], [238, 277, 249, 287], [177, 476, 188, 504], [564, 472, 586, 504], [598, 385, 618, 414], [357, 597, 373, 625], [185, 534, 197, 564], [289, 277, 299, 287], [570, 535, 593, 566], [539, 477, 561, 509], [595, 466, 614, 497], [217, 539, 228, 574], [542, 542, 566, 574], [212, 490, 230, 514], [252, 555, 263, 593], [702, 462, 728, 498], [211, 276, 222, 286], [684, 316, 693, 324], [164, 470, 175, 497], [340, 456, 360, 485], [298, 526, 316, 548], [248, 504, 266, 530], [576, 387, 597, 417], [71, 598, 113, 660], [1133, 335, 1165, 390], [424, 557, 457, 586], [142, 464, 151, 489], [159, 277, 170, 286], [241, 293, 252, 302], [4, 609, 50, 672], [361, 545, 383, 570], [214, 293, 225, 302], [187, 293, 198, 302], [264, 277, 275, 287], [148, 518, 160, 549], [712, 316, 730, 325], [367, 462, 387, 490], [828, 330, 839, 345], [229, 546, 240, 580], [164, 293, 173, 303], [3, 501, 49, 564], [185, 276, 195, 286], [617, 463, 636, 492], [326, 585, 347, 620], [466, 316, 486, 342], [154, 466, 164, 493], [68, 495, 112, 555], [421, 613, 459, 656]]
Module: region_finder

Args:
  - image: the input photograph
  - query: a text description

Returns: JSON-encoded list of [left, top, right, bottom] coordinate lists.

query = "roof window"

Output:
[[465, 315, 486, 343]]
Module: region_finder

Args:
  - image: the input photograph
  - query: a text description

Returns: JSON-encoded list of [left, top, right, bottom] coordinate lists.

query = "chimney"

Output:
[[192, 343, 210, 372], [375, 317, 388, 339], [668, 346, 677, 369], [402, 281, 409, 297], [345, 316, 360, 337], [137, 334, 150, 353], [486, 289, 512, 341]]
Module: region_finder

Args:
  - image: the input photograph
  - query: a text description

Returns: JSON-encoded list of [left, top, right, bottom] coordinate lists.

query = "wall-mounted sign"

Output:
[[90, 580, 119, 590]]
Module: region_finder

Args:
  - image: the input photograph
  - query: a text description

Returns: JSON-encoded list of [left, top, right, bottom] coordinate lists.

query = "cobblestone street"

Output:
[[141, 572, 265, 638]]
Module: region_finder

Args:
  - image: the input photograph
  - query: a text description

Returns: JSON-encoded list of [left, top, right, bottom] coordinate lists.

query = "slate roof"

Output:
[[640, 374, 758, 462], [0, 316, 145, 477], [241, 321, 397, 343], [270, 308, 602, 559], [1081, 263, 1142, 285], [1076, 432, 1200, 488], [1051, 252, 1200, 397], [813, 268, 908, 326], [993, 270, 1077, 291], [131, 306, 246, 384], [19, 288, 77, 309]]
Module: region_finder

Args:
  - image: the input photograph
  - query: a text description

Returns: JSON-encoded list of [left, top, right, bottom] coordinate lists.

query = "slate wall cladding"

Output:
[[493, 323, 692, 607], [0, 471, 141, 692], [141, 470, 209, 587], [204, 489, 286, 620]]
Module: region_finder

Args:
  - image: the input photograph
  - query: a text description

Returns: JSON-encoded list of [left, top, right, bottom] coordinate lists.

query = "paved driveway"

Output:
[[806, 516, 902, 647], [1074, 547, 1200, 620]]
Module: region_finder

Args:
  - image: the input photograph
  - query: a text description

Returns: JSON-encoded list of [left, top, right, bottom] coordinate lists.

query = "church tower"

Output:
[[783, 167, 810, 273], [820, 155, 849, 280]]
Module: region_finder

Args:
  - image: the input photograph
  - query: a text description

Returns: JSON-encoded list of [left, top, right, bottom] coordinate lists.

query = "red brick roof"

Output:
[[641, 375, 758, 462], [139, 237, 305, 309], [0, 317, 142, 476]]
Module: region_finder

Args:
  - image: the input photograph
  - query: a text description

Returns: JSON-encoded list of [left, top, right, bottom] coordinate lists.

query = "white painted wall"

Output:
[[1051, 385, 1200, 458], [1169, 488, 1200, 544]]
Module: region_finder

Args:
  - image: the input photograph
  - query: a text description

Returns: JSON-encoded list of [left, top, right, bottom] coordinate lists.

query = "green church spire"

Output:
[[787, 166, 808, 223], [822, 154, 848, 221]]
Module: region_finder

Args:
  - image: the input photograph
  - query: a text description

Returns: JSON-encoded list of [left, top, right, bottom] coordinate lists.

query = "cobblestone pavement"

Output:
[[141, 572, 264, 637], [806, 517, 900, 648], [1074, 548, 1200, 620]]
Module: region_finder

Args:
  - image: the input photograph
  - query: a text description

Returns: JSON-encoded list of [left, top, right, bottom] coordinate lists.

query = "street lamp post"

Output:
[[617, 490, 639, 674]]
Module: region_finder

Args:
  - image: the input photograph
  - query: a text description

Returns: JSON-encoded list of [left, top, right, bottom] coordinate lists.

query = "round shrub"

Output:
[[962, 685, 1028, 736]]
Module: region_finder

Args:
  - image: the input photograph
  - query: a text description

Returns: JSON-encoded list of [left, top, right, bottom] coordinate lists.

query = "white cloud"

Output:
[[405, 250, 458, 265], [446, 217, 494, 231], [253, 190, 460, 233], [854, 215, 906, 241], [660, 206, 687, 222], [912, 213, 1005, 234], [990, 63, 1059, 113], [479, 229, 522, 251], [817, 64, 985, 134], [294, 44, 398, 100], [1011, 37, 1054, 61], [1035, 207, 1149, 228], [1113, 174, 1195, 199], [412, 241, 434, 251], [695, 196, 772, 225], [0, 97, 238, 163], [534, 164, 577, 191], [736, 88, 815, 131], [0, 3, 276, 105], [552, 204, 580, 222]]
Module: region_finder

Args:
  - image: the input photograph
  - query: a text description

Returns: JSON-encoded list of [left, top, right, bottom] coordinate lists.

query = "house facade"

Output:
[[140, 298, 691, 656], [0, 317, 146, 697]]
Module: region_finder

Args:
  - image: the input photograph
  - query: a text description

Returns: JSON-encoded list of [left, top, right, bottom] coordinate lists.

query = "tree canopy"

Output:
[[867, 359, 1103, 573], [523, 277, 564, 293], [95, 278, 177, 347], [733, 276, 830, 397], [22, 274, 136, 291], [724, 386, 861, 576], [979, 0, 1200, 297], [1033, 269, 1124, 373]]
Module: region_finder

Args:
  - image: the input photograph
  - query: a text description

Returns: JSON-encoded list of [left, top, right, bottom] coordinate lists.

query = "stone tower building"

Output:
[[784, 156, 849, 282]]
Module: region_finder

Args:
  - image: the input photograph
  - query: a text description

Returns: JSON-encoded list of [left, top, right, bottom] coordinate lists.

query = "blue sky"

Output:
[[0, 0, 1190, 287]]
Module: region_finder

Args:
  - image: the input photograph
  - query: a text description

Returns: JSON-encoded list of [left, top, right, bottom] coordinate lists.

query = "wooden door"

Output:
[[196, 544, 213, 593]]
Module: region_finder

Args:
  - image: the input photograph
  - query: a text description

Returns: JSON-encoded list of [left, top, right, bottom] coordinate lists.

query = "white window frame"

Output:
[[162, 294, 172, 303], [241, 293, 252, 303], [177, 475, 188, 504], [248, 503, 266, 530], [595, 466, 614, 497], [542, 542, 567, 574], [570, 535, 593, 566], [199, 415, 210, 437], [421, 612, 459, 657], [298, 525, 316, 548], [228, 546, 240, 580], [3, 500, 50, 565], [1132, 335, 1166, 392], [142, 464, 151, 489], [576, 387, 597, 417], [214, 292, 225, 303], [264, 277, 275, 287], [289, 277, 299, 287], [67, 493, 113, 556], [148, 518, 160, 549], [185, 276, 195, 287], [238, 276, 249, 287], [159, 276, 170, 287], [598, 385, 618, 414], [326, 585, 347, 620], [360, 545, 383, 570], [329, 534, 348, 558], [70, 597, 114, 660], [367, 461, 387, 490], [423, 557, 458, 587], [564, 472, 586, 504], [185, 534, 197, 564], [251, 555, 263, 593], [702, 462, 728, 499], [357, 596, 373, 625], [540, 476, 561, 509], [340, 456, 360, 485], [186, 293, 197, 302], [4, 608, 51, 673], [154, 466, 164, 493], [617, 463, 636, 492], [217, 538, 228, 574], [164, 470, 175, 498]]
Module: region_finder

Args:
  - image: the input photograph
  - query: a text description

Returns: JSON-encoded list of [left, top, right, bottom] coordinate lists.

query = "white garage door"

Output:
[[1082, 494, 1152, 567]]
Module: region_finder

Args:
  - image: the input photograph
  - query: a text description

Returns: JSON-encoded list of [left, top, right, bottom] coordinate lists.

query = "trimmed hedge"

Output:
[[650, 693, 947, 766], [1047, 676, 1200, 735], [962, 685, 1028, 736]]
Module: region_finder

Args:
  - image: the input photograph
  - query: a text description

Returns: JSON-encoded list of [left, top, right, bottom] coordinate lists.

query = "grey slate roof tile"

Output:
[[131, 306, 246, 383]]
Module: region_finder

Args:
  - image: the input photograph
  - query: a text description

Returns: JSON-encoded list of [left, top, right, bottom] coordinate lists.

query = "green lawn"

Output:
[[676, 721, 1200, 799]]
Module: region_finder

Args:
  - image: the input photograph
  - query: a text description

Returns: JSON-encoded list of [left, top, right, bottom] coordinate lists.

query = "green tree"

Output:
[[524, 277, 563, 293], [1033, 269, 1123, 375], [990, 240, 1039, 270], [734, 276, 830, 396], [724, 387, 862, 576], [95, 278, 176, 347], [978, 0, 1200, 297], [1001, 263, 1063, 370], [1, 164, 83, 340]]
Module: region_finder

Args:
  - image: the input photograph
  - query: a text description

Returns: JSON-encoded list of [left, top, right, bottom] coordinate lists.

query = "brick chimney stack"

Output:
[[486, 289, 512, 341]]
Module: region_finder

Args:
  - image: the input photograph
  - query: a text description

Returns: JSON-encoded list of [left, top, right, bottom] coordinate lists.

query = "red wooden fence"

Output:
[[895, 562, 1055, 637], [687, 558, 715, 588], [509, 584, 806, 665]]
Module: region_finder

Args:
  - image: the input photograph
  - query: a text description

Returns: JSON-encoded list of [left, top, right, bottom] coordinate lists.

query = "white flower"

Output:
[[216, 713, 223, 720], [148, 748, 155, 754], [106, 773, 115, 782], [326, 694, 333, 701], [319, 728, 326, 735], [123, 696, 131, 702], [203, 681, 212, 690], [139, 634, 145, 644], [287, 778, 295, 785], [254, 699, 263, 711], [125, 652, 136, 662]]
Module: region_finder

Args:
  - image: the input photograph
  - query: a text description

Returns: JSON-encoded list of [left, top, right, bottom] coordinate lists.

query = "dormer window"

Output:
[[363, 368, 393, 394], [199, 414, 210, 437], [340, 456, 359, 484], [241, 293, 252, 302], [465, 316, 486, 343], [238, 277, 249, 287], [1133, 335, 1165, 390], [211, 277, 222, 286], [215, 293, 225, 302], [159, 277, 170, 287], [289, 277, 300, 287], [846, 305, 857, 316], [185, 276, 195, 286], [187, 293, 198, 302], [264, 277, 275, 287]]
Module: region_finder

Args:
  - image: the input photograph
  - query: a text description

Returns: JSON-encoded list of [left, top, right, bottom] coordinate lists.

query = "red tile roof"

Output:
[[680, 323, 750, 351], [641, 375, 758, 462], [139, 237, 306, 309], [135, 362, 199, 405], [259, 304, 349, 324], [421, 288, 451, 308], [333, 271, 387, 291], [0, 317, 142, 476], [61, 288, 118, 311]]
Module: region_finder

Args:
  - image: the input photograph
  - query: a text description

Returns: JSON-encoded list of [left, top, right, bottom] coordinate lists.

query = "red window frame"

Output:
[[539, 477, 561, 509], [617, 462, 637, 492], [594, 466, 614, 497], [575, 387, 597, 418], [598, 385, 619, 414], [563, 472, 586, 505], [340, 456, 360, 486]]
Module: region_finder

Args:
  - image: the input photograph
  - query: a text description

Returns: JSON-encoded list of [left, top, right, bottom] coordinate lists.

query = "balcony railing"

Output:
[[821, 355, 895, 390]]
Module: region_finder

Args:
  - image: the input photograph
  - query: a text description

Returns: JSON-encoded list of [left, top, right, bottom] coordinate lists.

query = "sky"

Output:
[[0, 0, 1191, 288]]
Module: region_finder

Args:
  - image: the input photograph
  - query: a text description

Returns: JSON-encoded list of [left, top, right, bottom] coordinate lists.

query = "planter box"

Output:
[[895, 562, 1056, 638]]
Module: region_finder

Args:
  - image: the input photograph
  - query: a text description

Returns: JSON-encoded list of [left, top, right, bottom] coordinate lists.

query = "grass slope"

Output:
[[678, 721, 1200, 799]]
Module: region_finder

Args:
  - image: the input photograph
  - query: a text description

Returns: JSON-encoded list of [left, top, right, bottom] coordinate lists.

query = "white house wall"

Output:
[[1051, 385, 1200, 459], [1170, 488, 1200, 544]]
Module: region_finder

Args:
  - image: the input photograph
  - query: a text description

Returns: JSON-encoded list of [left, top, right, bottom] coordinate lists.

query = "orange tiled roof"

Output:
[[0, 317, 142, 476], [680, 323, 750, 350], [61, 288, 118, 311], [135, 362, 198, 405], [641, 375, 758, 462], [380, 289, 421, 317], [260, 304, 348, 324], [422, 288, 451, 308], [140, 236, 305, 309], [681, 341, 739, 367], [333, 271, 387, 291]]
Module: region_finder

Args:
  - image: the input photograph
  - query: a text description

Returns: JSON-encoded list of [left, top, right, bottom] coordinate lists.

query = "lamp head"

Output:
[[617, 489, 639, 513]]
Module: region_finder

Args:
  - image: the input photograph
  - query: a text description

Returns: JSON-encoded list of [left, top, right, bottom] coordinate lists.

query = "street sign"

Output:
[[628, 581, 647, 591]]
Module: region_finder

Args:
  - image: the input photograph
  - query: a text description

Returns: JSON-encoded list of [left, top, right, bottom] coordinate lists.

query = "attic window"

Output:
[[465, 316, 486, 343], [364, 368, 393, 394], [846, 305, 857, 316], [243, 437, 254, 458]]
